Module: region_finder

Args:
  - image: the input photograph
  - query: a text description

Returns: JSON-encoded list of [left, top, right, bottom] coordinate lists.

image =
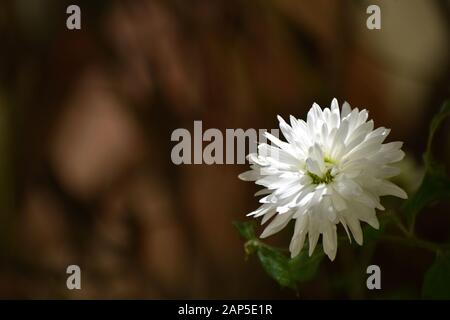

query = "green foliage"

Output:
[[424, 100, 450, 167], [422, 253, 450, 299], [403, 100, 450, 299], [288, 248, 324, 283], [404, 171, 450, 225], [255, 245, 295, 289], [233, 221, 323, 289], [404, 100, 450, 226], [402, 100, 450, 299]]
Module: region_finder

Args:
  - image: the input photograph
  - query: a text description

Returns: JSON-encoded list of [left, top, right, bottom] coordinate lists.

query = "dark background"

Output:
[[0, 0, 449, 298]]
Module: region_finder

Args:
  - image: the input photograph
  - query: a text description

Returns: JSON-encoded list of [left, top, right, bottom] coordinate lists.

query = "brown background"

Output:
[[0, 0, 449, 298]]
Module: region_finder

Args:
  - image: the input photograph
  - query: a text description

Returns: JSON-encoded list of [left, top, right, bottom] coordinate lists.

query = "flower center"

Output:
[[324, 156, 334, 165], [307, 169, 334, 185]]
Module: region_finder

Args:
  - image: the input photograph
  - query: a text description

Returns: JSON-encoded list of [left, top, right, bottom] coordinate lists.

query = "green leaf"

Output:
[[404, 170, 450, 224], [289, 249, 324, 283], [257, 245, 295, 288], [422, 253, 450, 299], [404, 100, 450, 225], [234, 220, 324, 289], [233, 220, 256, 240], [256, 245, 324, 289]]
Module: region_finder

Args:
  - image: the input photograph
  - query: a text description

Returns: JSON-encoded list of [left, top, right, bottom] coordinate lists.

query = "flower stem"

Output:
[[408, 215, 417, 236], [388, 211, 410, 237], [380, 235, 449, 254]]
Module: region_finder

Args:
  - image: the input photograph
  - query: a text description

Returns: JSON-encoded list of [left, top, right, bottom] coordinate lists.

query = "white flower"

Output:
[[239, 99, 407, 261]]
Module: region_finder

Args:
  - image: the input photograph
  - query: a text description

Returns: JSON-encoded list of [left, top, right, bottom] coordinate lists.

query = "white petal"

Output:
[[238, 170, 260, 181], [277, 115, 296, 144], [378, 180, 408, 199], [261, 209, 277, 224], [346, 215, 363, 245], [341, 101, 351, 118], [308, 230, 320, 256], [247, 204, 272, 217], [323, 225, 338, 261], [306, 158, 322, 176], [254, 189, 271, 196], [289, 214, 308, 257], [331, 188, 347, 211], [260, 212, 293, 238]]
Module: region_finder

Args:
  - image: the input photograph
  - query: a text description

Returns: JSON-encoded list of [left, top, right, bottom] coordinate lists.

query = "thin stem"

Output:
[[409, 214, 417, 236], [388, 211, 410, 237], [380, 235, 449, 254]]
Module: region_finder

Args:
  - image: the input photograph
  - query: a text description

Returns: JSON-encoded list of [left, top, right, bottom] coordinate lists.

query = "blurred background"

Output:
[[0, 0, 449, 299]]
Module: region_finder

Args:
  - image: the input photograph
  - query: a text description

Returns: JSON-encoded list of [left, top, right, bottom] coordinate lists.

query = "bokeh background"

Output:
[[0, 0, 449, 299]]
